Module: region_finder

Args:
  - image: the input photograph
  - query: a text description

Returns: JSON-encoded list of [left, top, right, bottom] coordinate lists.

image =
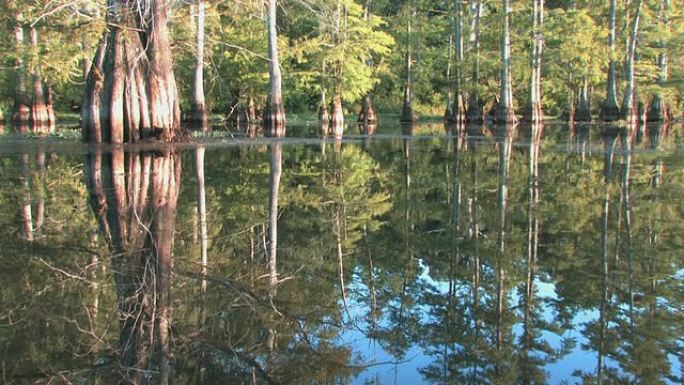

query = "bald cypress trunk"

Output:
[[45, 85, 56, 134], [575, 79, 592, 122], [648, 0, 670, 122], [523, 0, 544, 122], [452, 0, 465, 123], [496, 0, 516, 124], [12, 14, 30, 133], [466, 0, 483, 123], [358, 0, 377, 124], [330, 95, 345, 137], [401, 5, 417, 123], [29, 27, 49, 134], [600, 0, 620, 121], [191, 0, 209, 131], [82, 0, 181, 143], [621, 0, 642, 124], [264, 0, 286, 137]]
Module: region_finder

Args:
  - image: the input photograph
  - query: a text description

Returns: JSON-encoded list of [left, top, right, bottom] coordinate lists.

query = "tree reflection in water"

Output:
[[85, 148, 180, 384]]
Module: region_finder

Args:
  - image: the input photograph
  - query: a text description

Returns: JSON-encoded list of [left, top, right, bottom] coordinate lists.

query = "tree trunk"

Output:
[[466, 0, 483, 123], [358, 94, 377, 123], [524, 0, 544, 122], [452, 0, 466, 123], [264, 0, 286, 137], [496, 0, 516, 124], [401, 5, 416, 123], [329, 94, 344, 136], [575, 79, 592, 122], [600, 0, 620, 121], [45, 85, 56, 134], [191, 0, 209, 131], [12, 14, 30, 133], [29, 27, 49, 134], [621, 0, 642, 123], [82, 0, 181, 143], [358, 0, 377, 123], [648, 0, 670, 122]]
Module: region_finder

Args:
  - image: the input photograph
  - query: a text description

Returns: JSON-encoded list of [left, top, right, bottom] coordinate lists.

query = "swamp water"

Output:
[[1, 122, 684, 384]]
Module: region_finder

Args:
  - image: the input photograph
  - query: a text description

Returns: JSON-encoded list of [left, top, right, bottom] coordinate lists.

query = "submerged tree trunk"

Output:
[[29, 27, 49, 134], [358, 0, 377, 124], [358, 94, 377, 123], [524, 0, 544, 122], [621, 0, 642, 123], [45, 85, 56, 133], [330, 95, 345, 136], [575, 79, 592, 122], [191, 0, 209, 131], [466, 0, 484, 123], [648, 0, 670, 122], [82, 0, 181, 143], [401, 5, 416, 123], [264, 0, 286, 137], [451, 0, 465, 123], [600, 0, 620, 121], [12, 14, 30, 133], [496, 0, 516, 124]]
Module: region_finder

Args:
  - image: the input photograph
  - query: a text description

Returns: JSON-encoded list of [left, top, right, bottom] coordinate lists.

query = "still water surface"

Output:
[[2, 122, 684, 384]]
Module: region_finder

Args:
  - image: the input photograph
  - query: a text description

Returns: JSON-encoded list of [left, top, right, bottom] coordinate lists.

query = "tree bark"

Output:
[[191, 0, 209, 131], [45, 85, 56, 134], [29, 27, 49, 134], [264, 0, 286, 137], [575, 79, 592, 122], [648, 0, 670, 122], [401, 5, 417, 123], [496, 0, 517, 124], [358, 0, 377, 123], [621, 0, 642, 123], [466, 0, 483, 123], [82, 0, 181, 143], [524, 0, 544, 122], [451, 0, 466, 123], [12, 14, 30, 133], [600, 0, 621, 121], [330, 95, 345, 136]]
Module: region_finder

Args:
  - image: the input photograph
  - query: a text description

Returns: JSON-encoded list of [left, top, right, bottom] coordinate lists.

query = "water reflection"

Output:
[[85, 149, 181, 384], [2, 123, 684, 384]]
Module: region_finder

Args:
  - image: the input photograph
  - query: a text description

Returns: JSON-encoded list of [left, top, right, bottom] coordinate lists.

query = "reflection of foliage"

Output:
[[4, 124, 684, 384]]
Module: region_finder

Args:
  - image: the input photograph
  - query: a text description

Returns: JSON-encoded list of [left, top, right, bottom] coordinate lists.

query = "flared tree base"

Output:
[[401, 102, 417, 123], [329, 97, 344, 137], [190, 104, 209, 132], [358, 96, 377, 123], [263, 101, 286, 138], [647, 96, 670, 123], [574, 104, 592, 122], [495, 106, 517, 125], [599, 100, 621, 122], [522, 101, 543, 123], [466, 98, 483, 124]]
